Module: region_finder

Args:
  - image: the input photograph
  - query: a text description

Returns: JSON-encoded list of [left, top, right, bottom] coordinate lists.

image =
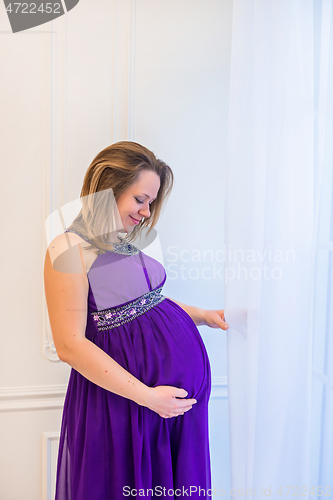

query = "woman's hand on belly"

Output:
[[142, 385, 197, 419]]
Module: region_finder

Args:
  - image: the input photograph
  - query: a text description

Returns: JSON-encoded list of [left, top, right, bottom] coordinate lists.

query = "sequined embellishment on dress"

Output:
[[91, 286, 166, 331], [110, 236, 140, 255]]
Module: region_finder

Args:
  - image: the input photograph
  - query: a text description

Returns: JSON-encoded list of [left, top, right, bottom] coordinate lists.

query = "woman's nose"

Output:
[[139, 203, 150, 218]]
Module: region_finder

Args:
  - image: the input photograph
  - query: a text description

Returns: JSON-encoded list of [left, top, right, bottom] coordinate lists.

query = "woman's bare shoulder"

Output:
[[46, 232, 98, 274]]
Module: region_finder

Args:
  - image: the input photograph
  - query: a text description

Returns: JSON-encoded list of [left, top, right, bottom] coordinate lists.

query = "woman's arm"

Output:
[[44, 234, 151, 407], [165, 296, 229, 330], [165, 296, 206, 326]]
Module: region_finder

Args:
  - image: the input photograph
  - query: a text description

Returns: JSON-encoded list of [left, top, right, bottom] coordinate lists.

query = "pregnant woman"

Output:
[[44, 141, 229, 499]]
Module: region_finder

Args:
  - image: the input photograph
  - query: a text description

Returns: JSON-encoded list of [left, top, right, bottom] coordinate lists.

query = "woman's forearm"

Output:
[[60, 338, 151, 407], [165, 297, 206, 326]]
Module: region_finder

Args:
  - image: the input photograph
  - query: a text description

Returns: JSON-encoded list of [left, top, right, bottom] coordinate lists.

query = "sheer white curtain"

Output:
[[224, 0, 333, 494]]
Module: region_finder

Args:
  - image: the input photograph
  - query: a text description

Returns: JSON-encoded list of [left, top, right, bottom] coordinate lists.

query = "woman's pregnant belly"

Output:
[[138, 298, 211, 401], [86, 297, 211, 402]]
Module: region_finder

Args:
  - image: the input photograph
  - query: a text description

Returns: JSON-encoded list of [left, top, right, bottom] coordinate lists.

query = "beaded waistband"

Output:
[[91, 286, 166, 331]]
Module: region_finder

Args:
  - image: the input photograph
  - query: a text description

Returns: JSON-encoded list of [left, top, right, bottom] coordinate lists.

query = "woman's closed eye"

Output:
[[135, 197, 154, 206]]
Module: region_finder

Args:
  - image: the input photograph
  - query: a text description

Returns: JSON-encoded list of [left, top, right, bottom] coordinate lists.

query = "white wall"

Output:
[[0, 0, 232, 497]]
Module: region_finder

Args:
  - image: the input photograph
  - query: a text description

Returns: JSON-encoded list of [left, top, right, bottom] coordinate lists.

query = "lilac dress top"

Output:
[[55, 230, 212, 499]]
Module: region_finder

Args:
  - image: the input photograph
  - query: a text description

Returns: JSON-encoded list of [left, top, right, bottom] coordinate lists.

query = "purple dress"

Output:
[[55, 230, 212, 499]]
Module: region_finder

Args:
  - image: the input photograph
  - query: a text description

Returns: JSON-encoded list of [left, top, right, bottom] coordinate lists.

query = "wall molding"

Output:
[[0, 385, 67, 412], [42, 11, 67, 362], [112, 0, 137, 142], [43, 431, 60, 500], [211, 376, 228, 399], [0, 377, 227, 412]]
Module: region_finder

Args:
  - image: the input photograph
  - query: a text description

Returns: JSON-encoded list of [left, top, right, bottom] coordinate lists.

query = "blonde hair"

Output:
[[67, 141, 174, 254]]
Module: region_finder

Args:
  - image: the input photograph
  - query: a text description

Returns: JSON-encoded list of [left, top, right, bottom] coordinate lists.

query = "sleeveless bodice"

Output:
[[87, 250, 166, 311], [64, 229, 166, 311]]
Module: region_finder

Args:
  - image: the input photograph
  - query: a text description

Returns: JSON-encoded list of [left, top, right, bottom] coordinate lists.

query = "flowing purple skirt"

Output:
[[55, 235, 212, 499]]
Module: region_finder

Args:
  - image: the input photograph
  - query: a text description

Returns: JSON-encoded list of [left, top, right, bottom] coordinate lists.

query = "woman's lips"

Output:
[[129, 215, 140, 225]]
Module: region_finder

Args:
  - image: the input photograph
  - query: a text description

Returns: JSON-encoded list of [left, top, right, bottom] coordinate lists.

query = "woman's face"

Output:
[[116, 169, 161, 233]]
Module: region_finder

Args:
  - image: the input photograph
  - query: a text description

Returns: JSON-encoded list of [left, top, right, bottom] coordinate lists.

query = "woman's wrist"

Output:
[[192, 307, 207, 326], [134, 385, 153, 408]]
